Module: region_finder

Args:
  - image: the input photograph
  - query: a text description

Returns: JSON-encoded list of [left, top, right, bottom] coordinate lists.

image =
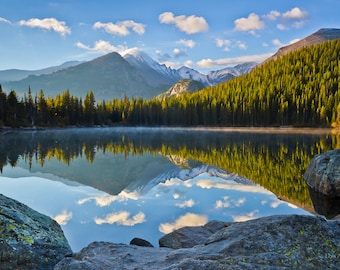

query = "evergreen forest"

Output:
[[1, 39, 340, 128]]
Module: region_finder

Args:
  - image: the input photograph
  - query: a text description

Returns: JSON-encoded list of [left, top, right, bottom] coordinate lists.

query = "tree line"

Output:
[[1, 39, 340, 128]]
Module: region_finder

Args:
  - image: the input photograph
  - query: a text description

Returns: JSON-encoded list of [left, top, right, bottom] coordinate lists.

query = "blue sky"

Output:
[[0, 0, 339, 74]]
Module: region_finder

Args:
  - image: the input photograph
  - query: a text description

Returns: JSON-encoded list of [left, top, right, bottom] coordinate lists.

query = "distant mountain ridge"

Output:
[[265, 28, 340, 62], [0, 61, 83, 83], [1, 49, 255, 100]]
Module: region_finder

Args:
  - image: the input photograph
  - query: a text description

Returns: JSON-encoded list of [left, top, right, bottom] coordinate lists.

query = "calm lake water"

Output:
[[0, 127, 338, 251]]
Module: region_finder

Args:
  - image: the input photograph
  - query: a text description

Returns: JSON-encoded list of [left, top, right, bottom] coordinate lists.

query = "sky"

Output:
[[0, 0, 339, 74]]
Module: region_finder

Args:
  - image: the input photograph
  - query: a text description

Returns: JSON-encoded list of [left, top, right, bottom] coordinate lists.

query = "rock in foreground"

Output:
[[304, 148, 340, 197], [0, 194, 72, 270], [55, 215, 340, 269]]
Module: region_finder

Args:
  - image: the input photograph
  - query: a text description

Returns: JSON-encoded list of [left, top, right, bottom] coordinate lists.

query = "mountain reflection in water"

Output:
[[0, 127, 338, 251]]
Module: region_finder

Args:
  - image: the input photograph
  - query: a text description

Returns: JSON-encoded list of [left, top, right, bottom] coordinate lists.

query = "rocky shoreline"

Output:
[[0, 193, 339, 269]]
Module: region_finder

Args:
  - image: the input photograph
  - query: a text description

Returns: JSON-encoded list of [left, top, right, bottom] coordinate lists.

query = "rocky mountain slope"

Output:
[[265, 28, 340, 62], [156, 79, 205, 99]]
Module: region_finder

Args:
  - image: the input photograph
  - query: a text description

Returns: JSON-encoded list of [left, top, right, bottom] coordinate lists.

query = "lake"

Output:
[[0, 127, 338, 251]]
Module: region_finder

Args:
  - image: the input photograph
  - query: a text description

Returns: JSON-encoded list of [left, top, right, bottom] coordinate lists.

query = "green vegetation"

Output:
[[0, 39, 340, 128]]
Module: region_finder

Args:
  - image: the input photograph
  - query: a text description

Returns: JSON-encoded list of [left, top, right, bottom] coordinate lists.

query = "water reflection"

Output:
[[0, 165, 308, 251], [0, 127, 339, 250]]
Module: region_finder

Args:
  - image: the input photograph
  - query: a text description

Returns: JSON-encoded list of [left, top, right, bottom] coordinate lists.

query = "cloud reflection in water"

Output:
[[0, 168, 310, 251]]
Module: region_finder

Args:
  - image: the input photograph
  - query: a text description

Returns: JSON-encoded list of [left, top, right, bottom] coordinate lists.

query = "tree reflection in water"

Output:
[[0, 127, 338, 211]]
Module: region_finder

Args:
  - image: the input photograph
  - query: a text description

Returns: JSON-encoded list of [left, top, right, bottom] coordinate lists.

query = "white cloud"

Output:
[[176, 39, 196, 48], [77, 190, 139, 207], [54, 210, 72, 225], [264, 10, 281, 21], [95, 211, 146, 226], [277, 24, 288, 30], [232, 210, 259, 222], [0, 17, 11, 24], [290, 38, 300, 44], [236, 41, 247, 50], [159, 212, 208, 234], [18, 18, 71, 36], [76, 40, 128, 54], [176, 199, 195, 208], [272, 39, 285, 47], [234, 13, 265, 35], [282, 7, 308, 20], [173, 48, 187, 58], [216, 38, 231, 51], [196, 53, 273, 68], [216, 39, 247, 51], [215, 196, 246, 209], [159, 12, 208, 34], [93, 20, 146, 36]]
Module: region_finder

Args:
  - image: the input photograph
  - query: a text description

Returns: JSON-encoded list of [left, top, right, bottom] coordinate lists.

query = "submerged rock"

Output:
[[0, 194, 72, 270], [55, 215, 340, 269], [304, 148, 340, 197]]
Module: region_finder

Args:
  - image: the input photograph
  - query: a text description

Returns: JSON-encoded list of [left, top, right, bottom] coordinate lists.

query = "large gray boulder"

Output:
[[0, 194, 72, 270], [55, 215, 340, 269], [159, 220, 230, 249], [304, 148, 340, 197]]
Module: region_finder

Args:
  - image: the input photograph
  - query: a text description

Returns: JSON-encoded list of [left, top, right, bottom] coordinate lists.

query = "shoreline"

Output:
[[0, 125, 336, 135]]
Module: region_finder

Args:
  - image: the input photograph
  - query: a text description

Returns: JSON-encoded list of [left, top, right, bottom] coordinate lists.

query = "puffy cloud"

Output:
[[77, 190, 139, 207], [216, 38, 231, 51], [95, 211, 146, 226], [234, 13, 265, 35], [159, 12, 208, 34], [159, 212, 208, 234], [76, 40, 128, 54], [18, 18, 71, 36], [197, 53, 272, 68], [215, 196, 246, 209], [176, 39, 196, 48], [264, 10, 281, 20], [173, 48, 187, 58], [54, 210, 72, 225], [282, 7, 308, 20], [216, 39, 246, 51], [93, 20, 146, 36], [0, 17, 11, 24], [176, 199, 195, 208]]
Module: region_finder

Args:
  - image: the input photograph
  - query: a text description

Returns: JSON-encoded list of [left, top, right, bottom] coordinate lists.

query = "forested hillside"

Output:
[[0, 39, 339, 128]]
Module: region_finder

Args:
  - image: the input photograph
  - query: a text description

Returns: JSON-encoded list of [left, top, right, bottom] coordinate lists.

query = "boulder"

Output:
[[129, 237, 153, 247], [0, 194, 72, 270], [159, 220, 230, 249], [55, 215, 340, 269], [304, 148, 340, 197]]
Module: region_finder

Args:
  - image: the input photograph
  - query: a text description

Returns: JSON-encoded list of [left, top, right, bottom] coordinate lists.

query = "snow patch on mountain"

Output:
[[122, 49, 257, 87]]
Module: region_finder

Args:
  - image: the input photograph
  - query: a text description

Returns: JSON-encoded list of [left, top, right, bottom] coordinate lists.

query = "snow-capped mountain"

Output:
[[123, 48, 180, 87], [123, 48, 257, 87], [2, 48, 256, 100], [177, 66, 210, 86]]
